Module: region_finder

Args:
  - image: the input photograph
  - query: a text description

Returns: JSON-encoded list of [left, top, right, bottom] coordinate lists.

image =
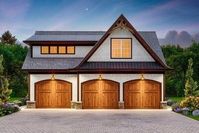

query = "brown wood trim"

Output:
[[24, 41, 97, 46], [40, 46, 75, 55], [77, 14, 169, 69], [76, 69, 166, 73], [110, 38, 132, 59], [25, 69, 166, 74]]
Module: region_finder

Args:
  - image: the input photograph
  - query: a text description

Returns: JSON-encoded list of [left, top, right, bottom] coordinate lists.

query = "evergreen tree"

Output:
[[184, 58, 199, 97], [0, 55, 12, 103], [0, 31, 17, 45]]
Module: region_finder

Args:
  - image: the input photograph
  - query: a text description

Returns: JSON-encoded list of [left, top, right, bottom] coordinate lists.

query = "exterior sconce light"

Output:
[[140, 74, 144, 80], [98, 74, 102, 80], [51, 74, 55, 80]]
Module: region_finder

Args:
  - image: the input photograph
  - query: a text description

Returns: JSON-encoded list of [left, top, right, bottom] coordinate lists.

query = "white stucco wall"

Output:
[[29, 74, 77, 102], [79, 74, 164, 102], [88, 28, 155, 62], [32, 46, 93, 58], [29, 74, 164, 103]]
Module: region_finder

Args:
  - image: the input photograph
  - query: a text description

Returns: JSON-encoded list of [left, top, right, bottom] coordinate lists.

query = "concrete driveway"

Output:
[[0, 109, 198, 133]]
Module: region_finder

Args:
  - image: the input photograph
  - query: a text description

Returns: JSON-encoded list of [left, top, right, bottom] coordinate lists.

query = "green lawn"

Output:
[[187, 115, 199, 121], [168, 97, 184, 103]]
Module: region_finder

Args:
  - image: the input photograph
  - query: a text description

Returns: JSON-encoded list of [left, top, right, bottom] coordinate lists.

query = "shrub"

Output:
[[167, 99, 175, 106], [0, 103, 20, 116], [13, 97, 28, 106], [180, 96, 199, 111], [172, 102, 182, 113]]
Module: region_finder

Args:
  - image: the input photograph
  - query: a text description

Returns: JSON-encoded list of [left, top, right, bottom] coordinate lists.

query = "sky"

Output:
[[0, 0, 199, 41]]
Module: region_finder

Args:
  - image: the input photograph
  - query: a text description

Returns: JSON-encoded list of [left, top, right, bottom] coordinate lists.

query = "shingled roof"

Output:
[[78, 62, 165, 73], [22, 15, 169, 71], [139, 32, 166, 65], [22, 51, 83, 70], [24, 30, 166, 63], [24, 31, 105, 42], [22, 31, 167, 71]]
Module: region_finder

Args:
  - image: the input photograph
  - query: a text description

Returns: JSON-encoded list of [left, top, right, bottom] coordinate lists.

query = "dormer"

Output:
[[23, 31, 105, 58]]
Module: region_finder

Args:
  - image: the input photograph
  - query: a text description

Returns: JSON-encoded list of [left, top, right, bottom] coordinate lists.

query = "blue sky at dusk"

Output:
[[0, 0, 199, 41]]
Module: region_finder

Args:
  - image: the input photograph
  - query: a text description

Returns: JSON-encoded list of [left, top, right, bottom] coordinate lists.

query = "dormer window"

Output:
[[41, 46, 75, 54], [67, 46, 75, 54], [41, 46, 49, 54], [111, 38, 132, 59], [58, 46, 66, 54], [50, 46, 57, 54]]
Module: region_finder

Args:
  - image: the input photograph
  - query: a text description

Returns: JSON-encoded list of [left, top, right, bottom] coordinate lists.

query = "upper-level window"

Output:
[[41, 46, 75, 54], [41, 46, 49, 54], [58, 46, 66, 54], [50, 46, 57, 54], [67, 46, 75, 54], [111, 38, 132, 59]]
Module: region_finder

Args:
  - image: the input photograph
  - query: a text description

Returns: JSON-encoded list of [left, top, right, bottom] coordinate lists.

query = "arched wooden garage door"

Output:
[[124, 80, 161, 109], [35, 80, 72, 108], [82, 79, 119, 109]]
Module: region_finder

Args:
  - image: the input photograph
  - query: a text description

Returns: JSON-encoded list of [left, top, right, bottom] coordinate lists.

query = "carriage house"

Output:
[[22, 15, 170, 109]]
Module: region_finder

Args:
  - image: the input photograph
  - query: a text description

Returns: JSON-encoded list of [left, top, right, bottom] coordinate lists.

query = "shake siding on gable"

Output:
[[32, 46, 93, 58], [88, 28, 155, 62]]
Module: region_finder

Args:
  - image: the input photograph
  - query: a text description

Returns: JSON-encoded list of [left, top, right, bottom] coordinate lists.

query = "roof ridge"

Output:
[[35, 31, 106, 35]]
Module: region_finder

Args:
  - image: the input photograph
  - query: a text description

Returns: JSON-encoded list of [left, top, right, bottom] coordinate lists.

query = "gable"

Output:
[[78, 14, 169, 69], [88, 28, 155, 62]]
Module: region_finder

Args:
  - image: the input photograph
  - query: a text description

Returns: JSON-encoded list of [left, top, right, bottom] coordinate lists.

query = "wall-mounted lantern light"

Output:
[[140, 74, 144, 80], [51, 74, 55, 80], [98, 74, 102, 80]]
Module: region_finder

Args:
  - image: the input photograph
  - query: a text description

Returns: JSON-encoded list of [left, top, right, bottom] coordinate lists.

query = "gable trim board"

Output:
[[77, 15, 169, 69]]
